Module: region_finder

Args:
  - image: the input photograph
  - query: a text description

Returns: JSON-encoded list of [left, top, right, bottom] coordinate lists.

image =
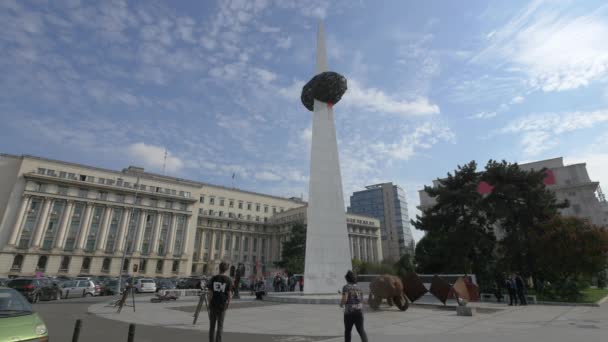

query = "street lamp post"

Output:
[[117, 176, 141, 295]]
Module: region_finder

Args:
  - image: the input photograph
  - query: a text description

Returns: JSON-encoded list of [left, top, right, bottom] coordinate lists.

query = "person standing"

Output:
[[299, 277, 304, 292], [515, 273, 527, 305], [340, 270, 368, 342], [506, 274, 517, 306], [207, 262, 233, 342]]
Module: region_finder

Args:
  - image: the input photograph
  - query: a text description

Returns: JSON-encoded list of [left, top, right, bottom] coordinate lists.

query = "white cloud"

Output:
[[300, 126, 312, 146], [475, 2, 608, 91], [277, 36, 292, 49], [278, 80, 304, 100], [253, 67, 277, 83], [342, 79, 440, 116], [470, 111, 497, 119], [127, 142, 183, 173], [369, 121, 455, 160], [255, 170, 282, 181], [510, 95, 525, 104], [502, 109, 608, 156]]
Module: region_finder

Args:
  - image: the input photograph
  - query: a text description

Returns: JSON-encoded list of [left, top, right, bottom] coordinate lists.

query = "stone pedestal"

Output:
[[456, 305, 474, 316]]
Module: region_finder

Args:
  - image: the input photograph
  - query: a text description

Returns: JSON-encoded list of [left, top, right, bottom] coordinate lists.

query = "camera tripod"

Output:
[[193, 289, 209, 325]]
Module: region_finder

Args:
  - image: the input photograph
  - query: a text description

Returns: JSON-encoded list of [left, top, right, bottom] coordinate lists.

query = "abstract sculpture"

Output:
[[301, 71, 348, 111]]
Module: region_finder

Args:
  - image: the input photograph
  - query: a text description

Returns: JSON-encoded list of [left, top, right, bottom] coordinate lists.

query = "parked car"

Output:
[[100, 279, 119, 296], [0, 278, 9, 287], [176, 277, 204, 289], [60, 279, 99, 298], [7, 278, 59, 303], [155, 278, 177, 292], [0, 287, 49, 341], [134, 278, 156, 293]]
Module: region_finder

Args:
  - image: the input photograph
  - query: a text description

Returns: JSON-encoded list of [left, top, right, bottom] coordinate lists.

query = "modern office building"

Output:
[[0, 153, 381, 278], [418, 157, 608, 229], [348, 183, 415, 261]]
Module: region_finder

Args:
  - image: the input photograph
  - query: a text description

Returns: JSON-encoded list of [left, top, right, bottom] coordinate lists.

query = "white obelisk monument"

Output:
[[303, 23, 353, 294]]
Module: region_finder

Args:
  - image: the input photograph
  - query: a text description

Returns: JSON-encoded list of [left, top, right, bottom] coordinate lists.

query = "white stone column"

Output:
[[198, 228, 207, 260], [133, 211, 147, 253], [31, 198, 52, 248], [238, 234, 244, 261], [209, 230, 217, 261], [166, 214, 177, 255], [76, 204, 94, 250], [181, 216, 193, 256], [54, 201, 75, 249], [8, 195, 32, 246], [218, 232, 226, 260], [116, 208, 131, 252], [150, 212, 163, 256], [96, 206, 113, 252]]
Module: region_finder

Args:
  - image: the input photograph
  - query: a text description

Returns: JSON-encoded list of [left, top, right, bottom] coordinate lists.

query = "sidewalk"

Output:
[[88, 295, 608, 341]]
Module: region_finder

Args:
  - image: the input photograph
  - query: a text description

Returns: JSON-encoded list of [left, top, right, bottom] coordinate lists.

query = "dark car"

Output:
[[176, 277, 204, 289], [155, 278, 177, 292], [8, 278, 60, 303], [99, 279, 119, 296]]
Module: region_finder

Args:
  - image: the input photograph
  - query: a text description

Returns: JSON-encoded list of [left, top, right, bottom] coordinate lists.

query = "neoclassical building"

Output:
[[0, 154, 381, 278]]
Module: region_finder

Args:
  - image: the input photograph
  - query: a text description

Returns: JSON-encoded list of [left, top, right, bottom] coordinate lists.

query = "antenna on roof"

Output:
[[162, 148, 168, 175]]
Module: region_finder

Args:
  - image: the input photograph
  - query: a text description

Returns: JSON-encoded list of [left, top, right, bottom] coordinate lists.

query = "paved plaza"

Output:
[[67, 294, 608, 342]]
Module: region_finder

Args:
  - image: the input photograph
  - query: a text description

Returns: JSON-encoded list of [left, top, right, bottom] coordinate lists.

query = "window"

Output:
[[68, 173, 76, 180], [64, 203, 85, 251], [157, 214, 171, 256], [172, 260, 179, 273], [200, 195, 205, 203], [78, 188, 88, 198], [244, 237, 249, 251], [256, 204, 260, 212], [101, 258, 111, 272], [11, 255, 24, 271], [171, 189, 176, 196], [58, 185, 68, 196], [253, 238, 257, 252], [42, 200, 66, 250], [150, 199, 157, 207], [106, 179, 115, 185], [117, 178, 124, 186], [79, 175, 87, 181], [140, 259, 147, 273], [140, 185, 147, 191], [210, 197, 215, 205], [18, 198, 43, 249], [229, 200, 234, 208], [85, 206, 104, 252], [156, 260, 163, 273], [98, 178, 105, 184], [105, 208, 122, 253], [37, 168, 46, 175], [59, 256, 70, 272], [219, 211, 223, 217], [238, 202, 243, 209], [155, 186, 161, 193], [46, 169, 56, 176], [124, 182, 130, 188], [165, 201, 173, 209], [215, 234, 220, 250], [98, 192, 108, 200], [255, 216, 260, 222], [116, 194, 125, 203], [219, 199, 225, 206], [135, 197, 142, 205], [59, 171, 67, 178], [225, 234, 231, 250], [273, 207, 276, 214], [247, 203, 251, 210], [81, 257, 91, 272], [264, 206, 268, 213], [122, 258, 130, 272], [87, 176, 95, 182], [280, 207, 284, 212], [208, 209, 214, 216], [179, 202, 187, 210]]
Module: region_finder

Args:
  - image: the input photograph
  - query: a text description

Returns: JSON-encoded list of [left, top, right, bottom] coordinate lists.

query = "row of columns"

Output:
[[8, 195, 189, 257], [349, 235, 378, 262], [193, 229, 272, 265]]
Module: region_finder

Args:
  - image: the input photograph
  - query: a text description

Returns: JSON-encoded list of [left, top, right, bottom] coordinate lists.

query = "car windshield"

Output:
[[0, 289, 33, 316], [141, 279, 154, 283]]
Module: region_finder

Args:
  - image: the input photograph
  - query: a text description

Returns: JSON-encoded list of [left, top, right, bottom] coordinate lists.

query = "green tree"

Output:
[[412, 161, 497, 285], [534, 216, 608, 299], [394, 253, 415, 279], [483, 160, 568, 280], [274, 224, 306, 274]]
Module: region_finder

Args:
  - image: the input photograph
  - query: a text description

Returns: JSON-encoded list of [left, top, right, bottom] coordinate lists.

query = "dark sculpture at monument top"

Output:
[[301, 71, 348, 111]]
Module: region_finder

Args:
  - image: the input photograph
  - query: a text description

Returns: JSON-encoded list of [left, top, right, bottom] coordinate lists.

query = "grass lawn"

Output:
[[529, 288, 608, 303]]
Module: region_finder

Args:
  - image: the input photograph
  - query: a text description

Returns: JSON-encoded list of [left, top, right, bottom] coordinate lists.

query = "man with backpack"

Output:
[[206, 262, 233, 342]]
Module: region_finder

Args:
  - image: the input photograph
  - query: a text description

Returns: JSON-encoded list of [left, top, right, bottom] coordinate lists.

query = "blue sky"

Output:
[[2, 0, 608, 242]]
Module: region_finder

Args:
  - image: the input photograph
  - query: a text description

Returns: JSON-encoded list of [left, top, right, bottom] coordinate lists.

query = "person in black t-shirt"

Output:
[[206, 262, 233, 342]]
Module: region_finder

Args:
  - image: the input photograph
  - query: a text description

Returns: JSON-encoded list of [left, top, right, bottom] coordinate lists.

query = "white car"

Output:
[[60, 280, 99, 298], [134, 278, 156, 293]]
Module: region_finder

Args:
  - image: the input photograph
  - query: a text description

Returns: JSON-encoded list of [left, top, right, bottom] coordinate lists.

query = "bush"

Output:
[[541, 278, 588, 302], [597, 270, 607, 289]]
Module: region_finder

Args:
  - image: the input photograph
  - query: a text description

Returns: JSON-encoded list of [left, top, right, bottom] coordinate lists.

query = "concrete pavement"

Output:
[[87, 295, 608, 341]]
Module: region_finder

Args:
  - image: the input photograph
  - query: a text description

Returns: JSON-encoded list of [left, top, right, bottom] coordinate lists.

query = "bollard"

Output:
[[127, 323, 136, 342], [72, 319, 82, 342]]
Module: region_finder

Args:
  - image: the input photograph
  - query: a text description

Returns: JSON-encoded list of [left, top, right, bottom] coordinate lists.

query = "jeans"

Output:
[[209, 308, 226, 342], [344, 311, 368, 342]]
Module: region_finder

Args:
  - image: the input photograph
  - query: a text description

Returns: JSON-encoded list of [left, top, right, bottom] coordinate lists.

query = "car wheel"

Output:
[[85, 292, 93, 297]]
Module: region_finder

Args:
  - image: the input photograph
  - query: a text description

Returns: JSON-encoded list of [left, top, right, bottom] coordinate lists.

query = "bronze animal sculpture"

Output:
[[368, 274, 409, 311]]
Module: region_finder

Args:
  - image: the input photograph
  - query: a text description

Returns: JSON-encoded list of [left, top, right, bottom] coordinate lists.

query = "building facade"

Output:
[[418, 157, 608, 229], [0, 154, 380, 278], [348, 183, 415, 261], [271, 206, 382, 264]]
